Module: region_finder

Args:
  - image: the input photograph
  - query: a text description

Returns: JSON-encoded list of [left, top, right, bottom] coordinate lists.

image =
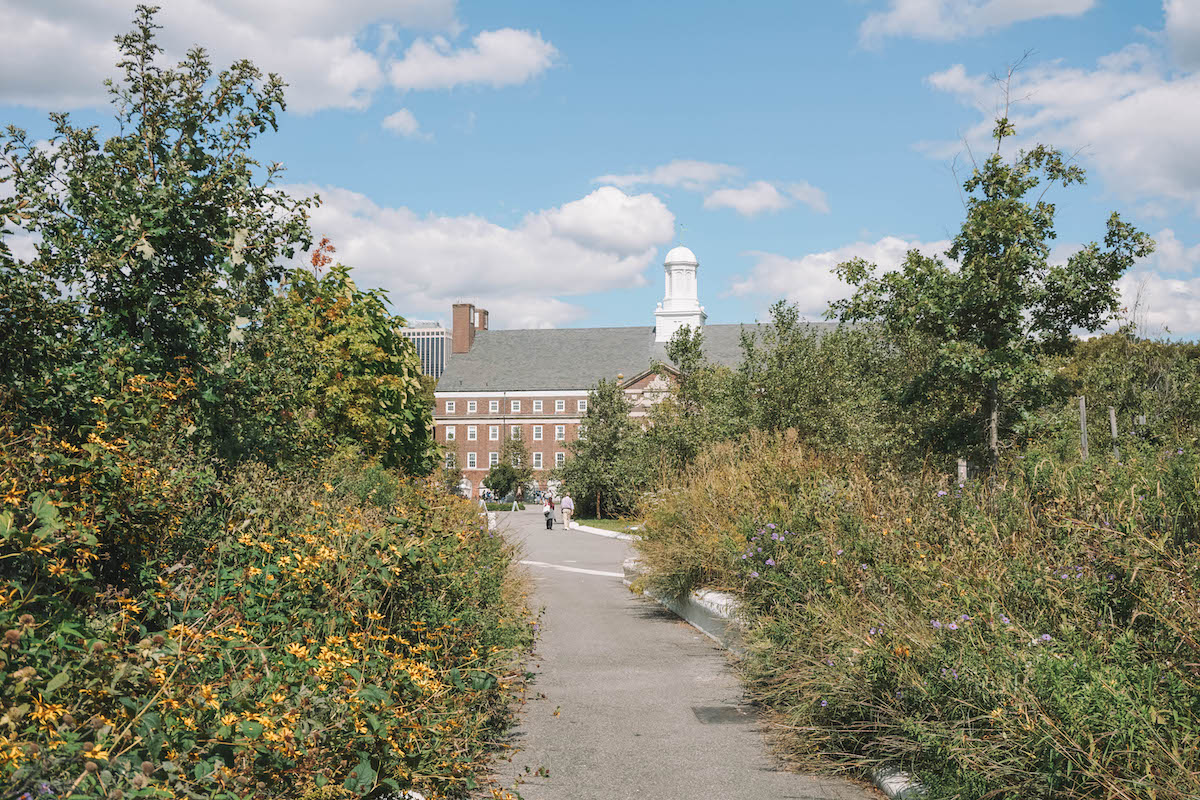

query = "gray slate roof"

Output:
[[436, 322, 838, 391]]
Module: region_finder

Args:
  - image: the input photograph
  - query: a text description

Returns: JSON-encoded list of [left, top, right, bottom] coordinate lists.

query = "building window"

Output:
[[467, 452, 476, 469], [533, 400, 543, 412], [467, 400, 477, 413], [555, 399, 565, 412], [489, 400, 499, 413], [533, 425, 542, 441], [445, 426, 456, 441], [445, 400, 455, 414], [444, 452, 455, 469], [489, 425, 499, 441], [511, 400, 521, 413], [577, 399, 587, 412], [511, 425, 521, 440], [555, 425, 565, 441], [467, 426, 477, 441], [555, 452, 565, 467], [532, 452, 543, 469], [489, 452, 499, 467]]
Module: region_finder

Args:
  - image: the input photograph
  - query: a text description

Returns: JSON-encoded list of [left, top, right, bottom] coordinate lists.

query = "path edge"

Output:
[[621, 557, 926, 800]]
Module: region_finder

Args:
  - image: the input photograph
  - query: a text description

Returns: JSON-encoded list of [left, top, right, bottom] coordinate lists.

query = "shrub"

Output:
[[636, 430, 1200, 799], [1, 427, 532, 798]]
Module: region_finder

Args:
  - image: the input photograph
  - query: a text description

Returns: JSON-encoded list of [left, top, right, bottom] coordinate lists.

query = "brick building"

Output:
[[433, 246, 825, 497]]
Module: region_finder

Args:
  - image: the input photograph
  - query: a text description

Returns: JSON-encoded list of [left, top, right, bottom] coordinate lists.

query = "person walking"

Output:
[[560, 493, 575, 530], [542, 496, 554, 530]]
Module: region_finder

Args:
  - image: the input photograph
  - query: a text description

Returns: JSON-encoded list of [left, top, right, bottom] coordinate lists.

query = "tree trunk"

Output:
[[987, 378, 1000, 466]]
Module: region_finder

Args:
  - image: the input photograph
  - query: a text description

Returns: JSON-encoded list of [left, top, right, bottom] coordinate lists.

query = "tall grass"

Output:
[[636, 429, 1200, 799]]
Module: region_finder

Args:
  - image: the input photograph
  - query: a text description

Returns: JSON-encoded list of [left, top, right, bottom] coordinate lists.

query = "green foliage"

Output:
[[830, 118, 1153, 462], [636, 431, 1200, 799], [558, 378, 651, 518], [1, 5, 313, 374], [0, 9, 521, 798], [484, 435, 533, 499], [1, 431, 533, 798]]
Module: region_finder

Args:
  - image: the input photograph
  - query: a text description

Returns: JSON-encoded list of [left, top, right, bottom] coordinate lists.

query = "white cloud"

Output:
[[702, 180, 830, 217], [860, 0, 1095, 47], [788, 181, 832, 214], [0, 2, 557, 113], [290, 184, 675, 328], [595, 159, 743, 192], [1166, 0, 1200, 69], [381, 108, 428, 138], [924, 41, 1200, 215], [536, 186, 674, 255], [704, 181, 791, 216], [388, 28, 557, 91], [730, 236, 951, 318], [1119, 270, 1200, 336]]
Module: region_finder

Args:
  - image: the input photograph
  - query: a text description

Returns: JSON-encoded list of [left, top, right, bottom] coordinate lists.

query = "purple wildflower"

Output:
[[757, 547, 763, 553], [837, 548, 844, 555], [750, 571, 759, 578], [767, 523, 776, 529], [961, 614, 971, 621], [937, 490, 947, 497], [1041, 633, 1052, 642], [765, 558, 776, 567], [860, 563, 868, 571], [1001, 615, 1010, 624], [931, 620, 942, 629], [741, 554, 747, 560], [1107, 574, 1115, 581], [820, 699, 827, 707], [948, 622, 958, 631]]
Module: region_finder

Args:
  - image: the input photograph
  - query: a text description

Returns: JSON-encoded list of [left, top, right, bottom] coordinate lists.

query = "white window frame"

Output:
[[555, 452, 565, 467], [532, 452, 543, 469], [445, 400, 455, 414], [511, 425, 521, 440], [467, 400, 477, 413], [533, 425, 543, 441], [467, 426, 477, 441], [444, 452, 455, 469], [489, 452, 500, 467], [489, 400, 499, 413], [533, 400, 543, 412], [511, 400, 521, 413], [555, 425, 566, 441], [489, 425, 499, 441], [445, 426, 456, 441], [577, 399, 587, 412], [555, 399, 565, 412], [467, 452, 476, 469]]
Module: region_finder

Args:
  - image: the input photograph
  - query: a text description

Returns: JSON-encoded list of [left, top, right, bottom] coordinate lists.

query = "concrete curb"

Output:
[[570, 522, 639, 542], [621, 557, 925, 800]]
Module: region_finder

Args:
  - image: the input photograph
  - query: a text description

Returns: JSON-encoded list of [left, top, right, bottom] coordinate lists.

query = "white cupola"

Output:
[[654, 245, 707, 342]]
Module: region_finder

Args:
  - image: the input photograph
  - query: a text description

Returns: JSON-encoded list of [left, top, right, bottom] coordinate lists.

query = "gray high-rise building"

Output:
[[400, 321, 451, 380]]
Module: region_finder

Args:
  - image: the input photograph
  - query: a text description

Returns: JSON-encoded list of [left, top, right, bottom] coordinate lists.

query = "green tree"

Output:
[[0, 4, 313, 379], [484, 433, 532, 498], [558, 378, 649, 518], [830, 117, 1153, 463]]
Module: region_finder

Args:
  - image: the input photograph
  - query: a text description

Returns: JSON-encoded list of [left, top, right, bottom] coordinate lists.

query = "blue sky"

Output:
[[3, 1, 1199, 335]]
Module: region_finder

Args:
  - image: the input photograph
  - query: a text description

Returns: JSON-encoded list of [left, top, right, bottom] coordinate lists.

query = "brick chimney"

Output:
[[452, 303, 476, 354], [476, 308, 489, 331]]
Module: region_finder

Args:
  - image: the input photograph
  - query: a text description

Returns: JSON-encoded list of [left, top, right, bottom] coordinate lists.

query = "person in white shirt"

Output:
[[560, 493, 575, 529]]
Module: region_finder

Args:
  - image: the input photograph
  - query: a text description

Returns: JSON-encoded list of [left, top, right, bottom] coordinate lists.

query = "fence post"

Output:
[[957, 458, 968, 485], [1079, 396, 1089, 462], [1108, 406, 1120, 461]]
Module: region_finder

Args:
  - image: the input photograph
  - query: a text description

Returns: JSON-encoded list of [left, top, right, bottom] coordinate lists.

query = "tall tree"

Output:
[[559, 378, 648, 518], [829, 117, 1153, 464], [0, 4, 313, 373]]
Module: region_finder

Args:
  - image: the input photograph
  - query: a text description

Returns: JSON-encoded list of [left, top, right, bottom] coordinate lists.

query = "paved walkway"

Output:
[[495, 509, 875, 800]]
